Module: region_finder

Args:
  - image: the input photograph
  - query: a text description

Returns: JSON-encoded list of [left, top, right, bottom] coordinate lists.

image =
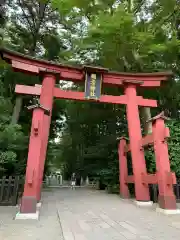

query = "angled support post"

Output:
[[119, 137, 130, 198], [148, 112, 178, 212]]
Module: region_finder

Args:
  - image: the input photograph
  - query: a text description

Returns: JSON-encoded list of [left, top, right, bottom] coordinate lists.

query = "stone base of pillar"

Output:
[[158, 195, 177, 210], [156, 207, 180, 215], [37, 202, 42, 208], [134, 200, 153, 207], [20, 196, 37, 214], [15, 197, 41, 220], [120, 194, 130, 199], [15, 211, 39, 220]]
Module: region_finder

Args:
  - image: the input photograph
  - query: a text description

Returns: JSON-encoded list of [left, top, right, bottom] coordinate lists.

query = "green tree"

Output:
[[51, 0, 180, 190], [1, 0, 180, 187], [0, 0, 69, 176], [0, 81, 27, 176]]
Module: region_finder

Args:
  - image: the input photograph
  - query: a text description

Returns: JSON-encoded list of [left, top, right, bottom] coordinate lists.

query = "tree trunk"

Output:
[[141, 107, 152, 135], [127, 0, 134, 12], [11, 96, 23, 124]]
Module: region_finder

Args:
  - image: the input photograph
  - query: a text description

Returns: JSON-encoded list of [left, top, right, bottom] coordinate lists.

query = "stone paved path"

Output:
[[1, 188, 180, 239], [0, 190, 63, 240], [55, 188, 180, 240]]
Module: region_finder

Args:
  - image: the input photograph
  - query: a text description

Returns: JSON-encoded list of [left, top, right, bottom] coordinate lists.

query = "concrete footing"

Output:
[[15, 202, 42, 220], [134, 201, 153, 207], [37, 202, 42, 208], [156, 207, 180, 215], [15, 211, 39, 220]]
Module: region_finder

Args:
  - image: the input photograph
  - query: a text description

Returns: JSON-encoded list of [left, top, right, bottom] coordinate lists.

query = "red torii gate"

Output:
[[119, 112, 177, 213], [0, 48, 175, 217]]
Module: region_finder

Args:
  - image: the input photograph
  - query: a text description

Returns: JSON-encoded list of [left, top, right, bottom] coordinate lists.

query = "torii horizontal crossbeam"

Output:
[[15, 84, 157, 107], [0, 48, 172, 88]]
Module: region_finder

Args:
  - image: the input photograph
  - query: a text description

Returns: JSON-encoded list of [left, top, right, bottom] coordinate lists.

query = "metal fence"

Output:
[[0, 176, 24, 206]]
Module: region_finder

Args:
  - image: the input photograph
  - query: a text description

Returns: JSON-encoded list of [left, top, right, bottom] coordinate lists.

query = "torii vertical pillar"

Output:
[[20, 73, 56, 214], [118, 137, 130, 198], [36, 74, 56, 202], [125, 84, 150, 202]]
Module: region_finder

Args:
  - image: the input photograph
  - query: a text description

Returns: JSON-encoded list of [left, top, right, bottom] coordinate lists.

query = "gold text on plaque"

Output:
[[90, 74, 96, 97]]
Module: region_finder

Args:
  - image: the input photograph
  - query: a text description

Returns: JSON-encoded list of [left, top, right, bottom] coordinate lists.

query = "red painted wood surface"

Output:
[[119, 138, 130, 198], [21, 74, 55, 213], [15, 85, 158, 107], [166, 172, 176, 185], [125, 127, 170, 152], [141, 134, 154, 147], [125, 173, 157, 184], [1, 48, 176, 212], [153, 118, 177, 209], [141, 127, 170, 147], [124, 144, 131, 153], [37, 74, 56, 202], [125, 84, 150, 201], [125, 133, 154, 153], [10, 59, 166, 87], [141, 173, 157, 184], [1, 48, 172, 87], [119, 114, 177, 209], [126, 175, 135, 183], [125, 172, 176, 185], [21, 108, 44, 197]]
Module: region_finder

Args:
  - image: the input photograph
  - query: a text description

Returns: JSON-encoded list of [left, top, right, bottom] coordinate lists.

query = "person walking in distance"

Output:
[[71, 173, 76, 190]]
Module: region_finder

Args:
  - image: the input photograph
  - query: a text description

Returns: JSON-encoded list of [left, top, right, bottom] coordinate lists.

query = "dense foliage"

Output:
[[0, 1, 180, 191]]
